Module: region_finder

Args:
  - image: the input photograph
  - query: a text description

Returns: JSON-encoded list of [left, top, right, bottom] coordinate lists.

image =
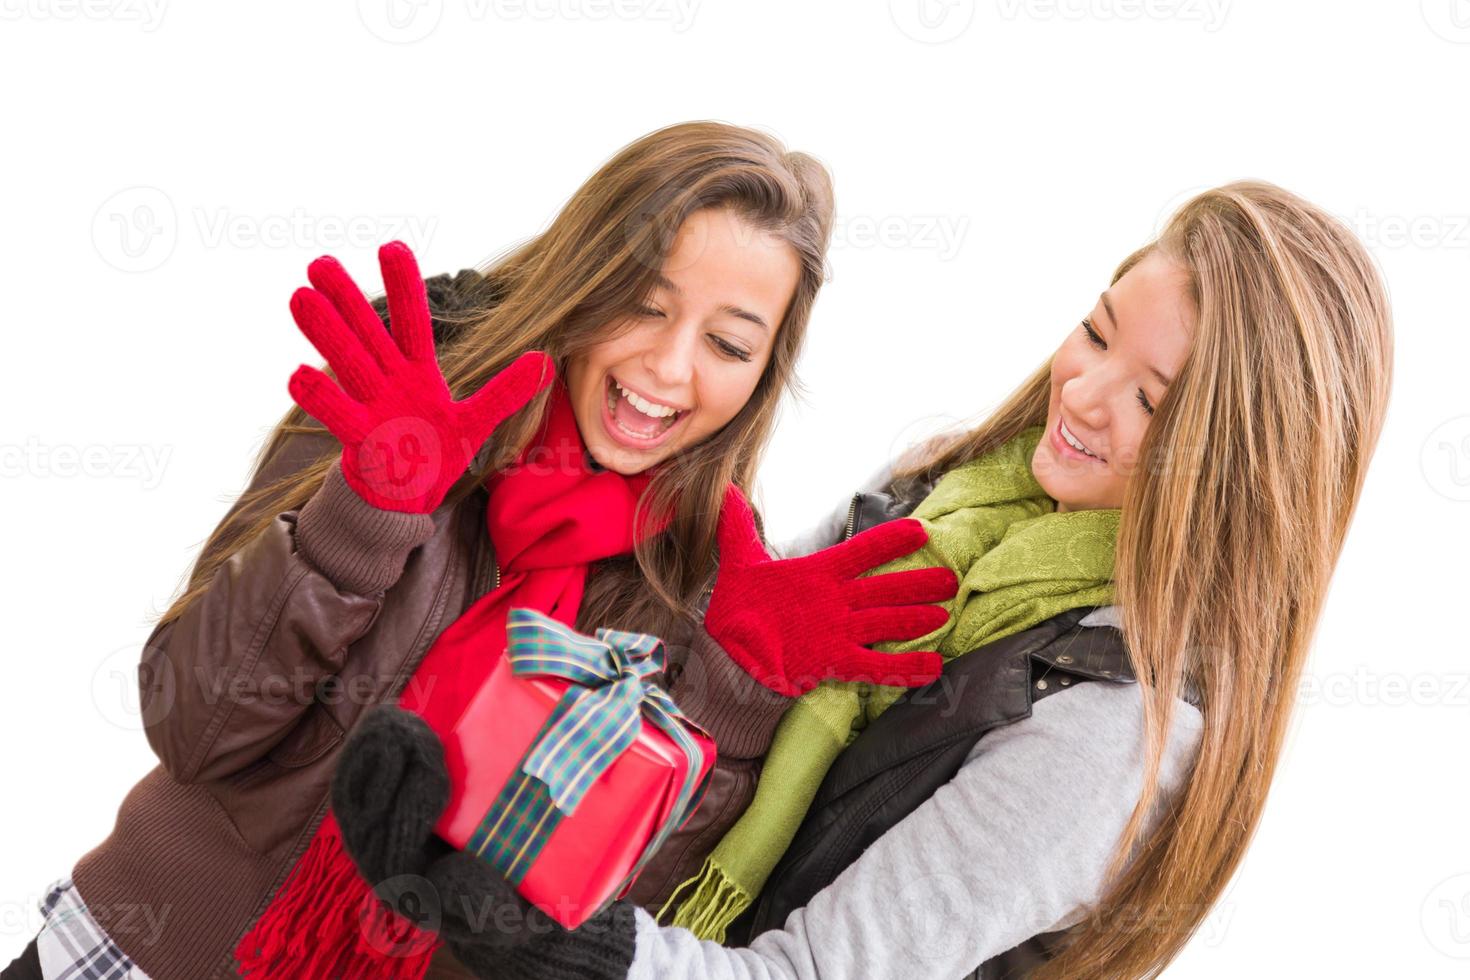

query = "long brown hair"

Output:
[[157, 121, 835, 639], [892, 180, 1393, 978]]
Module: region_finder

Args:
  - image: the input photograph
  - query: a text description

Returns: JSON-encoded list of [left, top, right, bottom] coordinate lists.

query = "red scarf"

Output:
[[234, 380, 676, 978]]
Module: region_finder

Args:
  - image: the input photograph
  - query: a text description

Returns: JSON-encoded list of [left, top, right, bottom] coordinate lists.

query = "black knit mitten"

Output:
[[440, 884, 638, 980], [331, 704, 450, 885], [332, 705, 638, 978]]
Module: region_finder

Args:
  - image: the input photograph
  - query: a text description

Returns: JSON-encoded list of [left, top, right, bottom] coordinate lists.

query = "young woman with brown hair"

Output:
[[3, 121, 960, 980]]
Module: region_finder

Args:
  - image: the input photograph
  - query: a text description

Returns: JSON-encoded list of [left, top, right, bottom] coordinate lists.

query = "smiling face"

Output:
[[565, 207, 802, 475], [1033, 250, 1196, 512]]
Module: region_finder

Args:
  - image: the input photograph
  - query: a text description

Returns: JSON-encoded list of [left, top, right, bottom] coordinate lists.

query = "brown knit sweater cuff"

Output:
[[295, 457, 439, 595], [669, 627, 794, 761]]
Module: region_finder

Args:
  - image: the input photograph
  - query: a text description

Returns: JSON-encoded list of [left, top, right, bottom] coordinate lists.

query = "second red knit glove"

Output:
[[704, 485, 957, 697]]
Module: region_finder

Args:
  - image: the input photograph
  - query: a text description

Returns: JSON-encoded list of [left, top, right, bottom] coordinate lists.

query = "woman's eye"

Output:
[[710, 335, 753, 362], [637, 306, 665, 319], [1082, 317, 1156, 417]]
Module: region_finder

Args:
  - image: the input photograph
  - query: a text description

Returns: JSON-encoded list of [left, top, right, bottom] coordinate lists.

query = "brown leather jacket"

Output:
[[69, 281, 790, 980]]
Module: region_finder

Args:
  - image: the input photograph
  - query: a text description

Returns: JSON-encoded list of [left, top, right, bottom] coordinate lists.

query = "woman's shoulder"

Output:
[[945, 676, 1204, 921], [968, 667, 1206, 807], [367, 266, 504, 346]]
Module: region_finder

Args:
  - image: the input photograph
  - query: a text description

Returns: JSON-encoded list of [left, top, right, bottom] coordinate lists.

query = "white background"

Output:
[[2, 1, 1468, 975]]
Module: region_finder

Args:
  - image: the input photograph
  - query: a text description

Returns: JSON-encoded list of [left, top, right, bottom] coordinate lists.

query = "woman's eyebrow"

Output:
[[655, 273, 770, 330], [1099, 291, 1174, 387]]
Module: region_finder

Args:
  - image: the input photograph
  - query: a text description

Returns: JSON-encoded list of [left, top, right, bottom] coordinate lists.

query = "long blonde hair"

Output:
[[893, 180, 1393, 978], [157, 121, 834, 637]]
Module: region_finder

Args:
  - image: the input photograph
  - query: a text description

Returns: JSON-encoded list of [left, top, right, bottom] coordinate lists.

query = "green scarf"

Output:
[[658, 425, 1120, 940]]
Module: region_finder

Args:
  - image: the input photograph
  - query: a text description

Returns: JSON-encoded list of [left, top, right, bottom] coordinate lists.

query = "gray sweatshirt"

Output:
[[627, 636, 1205, 979]]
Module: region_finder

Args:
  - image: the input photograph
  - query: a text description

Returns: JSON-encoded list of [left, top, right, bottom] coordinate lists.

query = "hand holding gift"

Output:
[[434, 608, 716, 928], [332, 609, 715, 944]]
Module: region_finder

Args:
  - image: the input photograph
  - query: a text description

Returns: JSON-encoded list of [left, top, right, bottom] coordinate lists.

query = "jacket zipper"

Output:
[[469, 492, 499, 597], [841, 491, 863, 542], [472, 534, 499, 596]]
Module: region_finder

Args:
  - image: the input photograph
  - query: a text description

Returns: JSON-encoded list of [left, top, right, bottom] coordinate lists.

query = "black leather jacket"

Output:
[[725, 486, 1137, 980]]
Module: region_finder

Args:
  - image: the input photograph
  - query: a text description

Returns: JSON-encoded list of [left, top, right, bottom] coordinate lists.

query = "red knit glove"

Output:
[[287, 240, 555, 514], [704, 485, 958, 697]]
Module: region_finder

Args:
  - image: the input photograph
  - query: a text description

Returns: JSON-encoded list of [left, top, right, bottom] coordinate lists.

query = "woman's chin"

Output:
[[586, 438, 666, 476], [1031, 468, 1075, 511]]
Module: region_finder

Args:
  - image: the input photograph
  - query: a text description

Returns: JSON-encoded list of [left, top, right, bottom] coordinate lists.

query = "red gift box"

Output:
[[433, 612, 716, 929]]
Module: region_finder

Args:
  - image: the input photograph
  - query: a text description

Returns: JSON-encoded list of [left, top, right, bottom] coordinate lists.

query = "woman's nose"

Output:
[[1063, 369, 1113, 430], [644, 321, 699, 389]]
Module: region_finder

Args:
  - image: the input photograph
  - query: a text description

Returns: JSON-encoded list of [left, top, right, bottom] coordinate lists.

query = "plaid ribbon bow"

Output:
[[468, 608, 713, 891]]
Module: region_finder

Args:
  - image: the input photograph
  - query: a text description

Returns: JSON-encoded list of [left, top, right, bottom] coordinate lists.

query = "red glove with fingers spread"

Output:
[[287, 240, 555, 514], [704, 485, 958, 697]]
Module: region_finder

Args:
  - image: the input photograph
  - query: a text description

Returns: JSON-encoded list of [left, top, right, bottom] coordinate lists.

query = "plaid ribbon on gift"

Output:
[[468, 608, 713, 894]]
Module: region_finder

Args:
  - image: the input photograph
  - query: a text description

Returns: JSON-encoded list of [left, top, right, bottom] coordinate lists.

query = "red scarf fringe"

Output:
[[233, 812, 440, 979]]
